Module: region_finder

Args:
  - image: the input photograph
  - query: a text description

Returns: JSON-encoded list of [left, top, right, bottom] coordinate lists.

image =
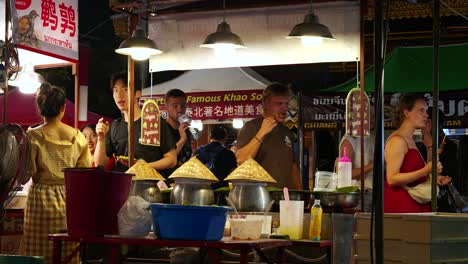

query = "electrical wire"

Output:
[[0, 40, 20, 74]]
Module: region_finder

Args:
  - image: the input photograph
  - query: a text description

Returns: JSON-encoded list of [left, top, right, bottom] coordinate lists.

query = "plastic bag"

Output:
[[118, 195, 152, 237]]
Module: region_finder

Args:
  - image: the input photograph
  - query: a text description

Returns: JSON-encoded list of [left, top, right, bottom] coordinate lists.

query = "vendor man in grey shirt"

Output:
[[235, 82, 302, 189]]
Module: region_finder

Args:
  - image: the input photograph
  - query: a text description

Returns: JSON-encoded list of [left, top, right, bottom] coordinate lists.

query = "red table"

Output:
[[48, 233, 292, 264]]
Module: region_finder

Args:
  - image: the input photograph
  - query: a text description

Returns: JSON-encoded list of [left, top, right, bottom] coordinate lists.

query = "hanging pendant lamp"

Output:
[[115, 25, 162, 61], [286, 1, 335, 47], [200, 0, 246, 51]]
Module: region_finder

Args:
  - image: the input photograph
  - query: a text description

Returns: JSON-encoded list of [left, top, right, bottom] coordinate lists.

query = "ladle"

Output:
[[265, 200, 275, 214], [225, 196, 240, 216]]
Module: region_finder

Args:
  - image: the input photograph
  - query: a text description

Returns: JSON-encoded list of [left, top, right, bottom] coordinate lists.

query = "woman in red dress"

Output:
[[384, 94, 445, 213]]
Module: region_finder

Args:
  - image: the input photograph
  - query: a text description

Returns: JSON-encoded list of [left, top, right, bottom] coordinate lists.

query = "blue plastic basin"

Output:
[[150, 203, 231, 241]]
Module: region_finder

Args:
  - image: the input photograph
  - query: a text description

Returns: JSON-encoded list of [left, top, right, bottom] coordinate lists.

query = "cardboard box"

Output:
[[0, 235, 22, 255]]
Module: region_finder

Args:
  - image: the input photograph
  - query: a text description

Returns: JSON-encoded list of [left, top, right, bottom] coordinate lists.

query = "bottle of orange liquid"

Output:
[[309, 199, 322, 241]]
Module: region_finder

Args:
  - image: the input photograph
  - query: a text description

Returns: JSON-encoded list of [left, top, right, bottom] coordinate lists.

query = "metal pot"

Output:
[[130, 180, 162, 203], [171, 178, 214, 205], [228, 181, 271, 212], [269, 190, 309, 212]]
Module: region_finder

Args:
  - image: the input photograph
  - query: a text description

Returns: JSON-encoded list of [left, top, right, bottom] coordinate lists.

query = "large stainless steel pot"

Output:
[[171, 178, 214, 205], [228, 181, 271, 212], [130, 180, 162, 203]]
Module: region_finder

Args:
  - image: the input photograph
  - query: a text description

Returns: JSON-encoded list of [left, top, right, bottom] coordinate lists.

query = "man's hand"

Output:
[[96, 118, 109, 140], [178, 122, 189, 141], [257, 116, 277, 139]]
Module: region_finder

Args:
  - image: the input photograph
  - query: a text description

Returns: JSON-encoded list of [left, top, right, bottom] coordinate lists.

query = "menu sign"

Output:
[[302, 90, 468, 129], [140, 100, 161, 146], [345, 88, 370, 136], [11, 0, 78, 62], [140, 90, 264, 121]]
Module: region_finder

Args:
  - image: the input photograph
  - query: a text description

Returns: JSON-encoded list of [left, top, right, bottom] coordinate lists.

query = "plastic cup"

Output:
[[278, 200, 304, 240]]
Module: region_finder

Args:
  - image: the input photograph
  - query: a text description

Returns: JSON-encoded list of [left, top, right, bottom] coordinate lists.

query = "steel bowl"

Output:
[[228, 181, 271, 212], [130, 180, 162, 203], [170, 178, 215, 205], [310, 192, 337, 208], [336, 192, 360, 208], [309, 191, 360, 209]]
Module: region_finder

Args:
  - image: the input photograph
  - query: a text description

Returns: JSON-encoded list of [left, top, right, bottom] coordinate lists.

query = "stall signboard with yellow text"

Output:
[[302, 90, 468, 130], [11, 0, 78, 62], [140, 90, 264, 121]]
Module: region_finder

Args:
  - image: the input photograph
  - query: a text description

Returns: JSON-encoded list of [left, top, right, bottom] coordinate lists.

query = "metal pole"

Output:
[[3, 0, 10, 124], [373, 0, 385, 262], [298, 91, 304, 189], [73, 63, 79, 128], [359, 0, 367, 213], [431, 0, 440, 212], [128, 56, 135, 168]]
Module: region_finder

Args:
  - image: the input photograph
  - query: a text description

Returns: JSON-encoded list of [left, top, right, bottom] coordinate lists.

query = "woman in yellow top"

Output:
[[20, 83, 92, 263]]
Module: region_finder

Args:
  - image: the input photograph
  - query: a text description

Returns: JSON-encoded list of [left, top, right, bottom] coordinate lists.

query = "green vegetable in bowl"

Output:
[[336, 186, 360, 193], [214, 187, 230, 192], [266, 187, 282, 192]]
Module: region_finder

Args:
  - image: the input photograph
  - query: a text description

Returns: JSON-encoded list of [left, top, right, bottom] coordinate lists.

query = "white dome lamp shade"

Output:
[[200, 0, 246, 54], [286, 2, 335, 47], [115, 26, 162, 61], [8, 63, 44, 94]]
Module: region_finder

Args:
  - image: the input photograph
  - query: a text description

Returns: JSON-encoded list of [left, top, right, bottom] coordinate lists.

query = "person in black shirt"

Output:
[[94, 72, 177, 176], [164, 89, 193, 173], [194, 126, 237, 189]]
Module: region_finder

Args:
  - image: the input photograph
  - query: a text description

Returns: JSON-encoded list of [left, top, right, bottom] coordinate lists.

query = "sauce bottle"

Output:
[[337, 146, 352, 188], [309, 199, 322, 241]]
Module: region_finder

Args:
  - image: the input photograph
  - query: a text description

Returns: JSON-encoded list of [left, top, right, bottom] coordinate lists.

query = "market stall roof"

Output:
[[142, 67, 269, 96], [325, 43, 468, 93], [147, 1, 360, 72]]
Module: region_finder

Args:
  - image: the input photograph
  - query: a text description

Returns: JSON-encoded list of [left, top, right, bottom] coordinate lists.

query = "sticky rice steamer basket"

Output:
[[314, 171, 337, 192]]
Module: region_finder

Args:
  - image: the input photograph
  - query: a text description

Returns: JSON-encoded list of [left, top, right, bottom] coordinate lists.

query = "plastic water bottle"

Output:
[[309, 199, 322, 241], [337, 146, 352, 188]]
